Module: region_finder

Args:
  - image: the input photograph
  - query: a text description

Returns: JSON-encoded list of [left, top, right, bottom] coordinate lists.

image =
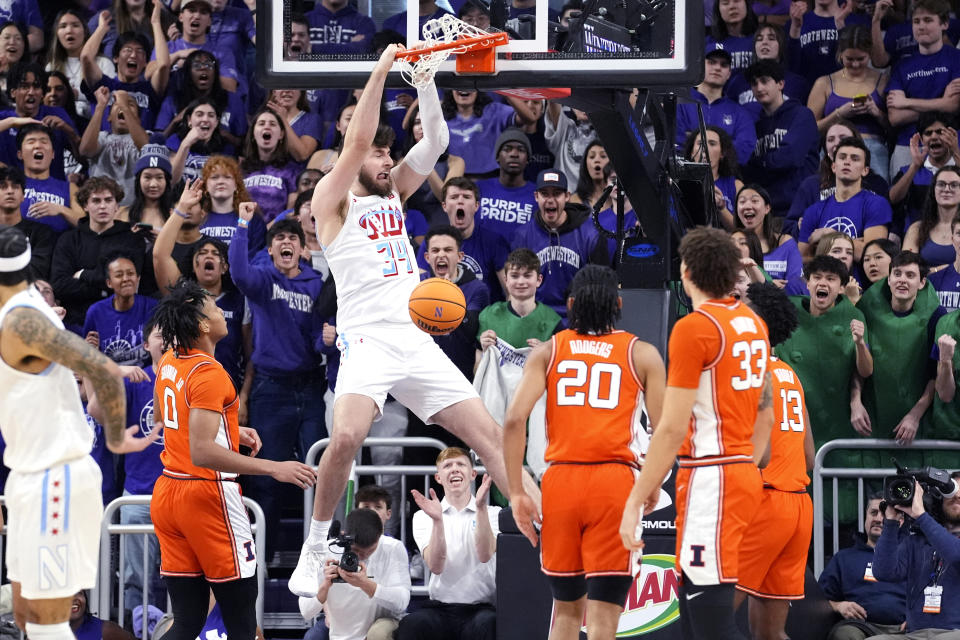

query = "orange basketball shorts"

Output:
[[736, 488, 813, 599], [540, 462, 640, 578], [675, 460, 763, 585], [151, 474, 257, 582]]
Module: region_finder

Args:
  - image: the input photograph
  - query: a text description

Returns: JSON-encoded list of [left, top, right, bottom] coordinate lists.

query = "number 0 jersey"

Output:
[[323, 190, 419, 334], [544, 329, 650, 466], [155, 349, 240, 480], [763, 357, 810, 492], [668, 299, 770, 462]]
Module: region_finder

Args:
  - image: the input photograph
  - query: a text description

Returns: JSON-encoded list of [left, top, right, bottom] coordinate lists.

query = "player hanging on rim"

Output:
[[733, 281, 814, 640], [289, 45, 533, 597], [504, 264, 666, 640], [151, 279, 317, 640], [0, 226, 155, 640], [620, 227, 774, 640]]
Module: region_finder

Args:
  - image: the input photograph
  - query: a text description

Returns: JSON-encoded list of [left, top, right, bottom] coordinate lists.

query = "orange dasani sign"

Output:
[[616, 554, 681, 636]]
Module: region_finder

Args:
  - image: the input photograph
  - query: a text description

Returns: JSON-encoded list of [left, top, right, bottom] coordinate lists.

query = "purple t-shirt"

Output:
[[208, 6, 256, 71], [789, 12, 871, 84], [475, 177, 537, 241], [21, 176, 72, 235], [242, 163, 300, 223], [151, 39, 240, 86], [200, 210, 267, 257], [82, 294, 158, 368], [798, 190, 893, 242], [763, 239, 803, 281], [122, 367, 164, 495], [165, 134, 237, 181], [887, 45, 960, 144], [928, 263, 960, 313], [705, 35, 755, 74], [447, 100, 518, 175], [290, 110, 323, 143]]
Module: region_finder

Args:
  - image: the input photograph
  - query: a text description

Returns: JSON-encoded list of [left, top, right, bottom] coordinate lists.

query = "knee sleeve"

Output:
[[586, 575, 633, 606], [547, 575, 587, 602]]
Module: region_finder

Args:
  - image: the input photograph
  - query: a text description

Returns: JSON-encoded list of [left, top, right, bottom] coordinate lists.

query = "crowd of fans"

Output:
[[3, 0, 960, 635]]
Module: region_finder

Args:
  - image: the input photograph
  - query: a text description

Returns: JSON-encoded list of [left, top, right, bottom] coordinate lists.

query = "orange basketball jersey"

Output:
[[668, 299, 770, 461], [762, 357, 810, 492], [544, 329, 649, 465], [155, 349, 240, 480]]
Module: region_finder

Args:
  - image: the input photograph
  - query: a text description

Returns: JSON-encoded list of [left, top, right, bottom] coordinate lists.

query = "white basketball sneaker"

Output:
[[288, 543, 325, 597]]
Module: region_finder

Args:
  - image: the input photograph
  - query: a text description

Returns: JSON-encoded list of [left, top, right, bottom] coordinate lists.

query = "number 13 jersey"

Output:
[[544, 329, 650, 466], [323, 190, 419, 334], [668, 299, 770, 461]]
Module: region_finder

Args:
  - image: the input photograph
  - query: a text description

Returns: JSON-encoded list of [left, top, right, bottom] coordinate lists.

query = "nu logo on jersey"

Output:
[[359, 208, 404, 240]]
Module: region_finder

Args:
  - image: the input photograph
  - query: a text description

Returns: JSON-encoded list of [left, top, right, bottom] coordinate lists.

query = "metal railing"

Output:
[[812, 438, 960, 577], [96, 494, 266, 636], [303, 436, 487, 599]]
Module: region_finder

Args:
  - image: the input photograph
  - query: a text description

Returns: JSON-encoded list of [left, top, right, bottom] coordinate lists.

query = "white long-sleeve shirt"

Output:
[[298, 535, 411, 640]]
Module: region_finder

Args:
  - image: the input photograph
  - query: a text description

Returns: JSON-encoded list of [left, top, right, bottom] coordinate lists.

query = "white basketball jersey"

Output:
[[0, 288, 93, 472], [324, 190, 420, 333]]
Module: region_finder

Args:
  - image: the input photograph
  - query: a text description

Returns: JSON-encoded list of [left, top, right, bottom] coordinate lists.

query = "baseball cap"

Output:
[[536, 169, 568, 191], [704, 43, 732, 62], [135, 144, 172, 176], [181, 0, 213, 12], [495, 128, 531, 156]]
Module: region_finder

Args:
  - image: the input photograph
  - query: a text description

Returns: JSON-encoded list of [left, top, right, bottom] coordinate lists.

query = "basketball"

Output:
[[409, 278, 466, 335]]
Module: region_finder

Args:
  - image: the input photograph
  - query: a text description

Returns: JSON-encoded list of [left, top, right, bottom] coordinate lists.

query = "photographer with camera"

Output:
[[297, 508, 411, 640], [871, 470, 960, 639]]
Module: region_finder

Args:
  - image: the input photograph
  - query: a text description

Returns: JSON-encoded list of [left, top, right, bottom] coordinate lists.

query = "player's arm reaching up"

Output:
[[311, 45, 401, 245], [391, 80, 449, 202], [1, 307, 149, 453]]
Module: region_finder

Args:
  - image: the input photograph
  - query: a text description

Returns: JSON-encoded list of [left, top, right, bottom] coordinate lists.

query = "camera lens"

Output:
[[893, 483, 912, 499]]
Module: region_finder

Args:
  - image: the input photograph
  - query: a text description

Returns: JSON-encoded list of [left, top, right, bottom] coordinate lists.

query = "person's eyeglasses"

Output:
[[935, 181, 960, 191], [191, 60, 215, 70], [119, 46, 145, 57]]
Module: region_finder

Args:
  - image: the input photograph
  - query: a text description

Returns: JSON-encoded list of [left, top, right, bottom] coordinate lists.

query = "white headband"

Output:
[[0, 241, 30, 272]]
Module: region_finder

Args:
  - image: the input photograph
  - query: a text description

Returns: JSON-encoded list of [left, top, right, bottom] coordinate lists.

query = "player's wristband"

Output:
[[174, 208, 189, 219], [237, 217, 249, 229]]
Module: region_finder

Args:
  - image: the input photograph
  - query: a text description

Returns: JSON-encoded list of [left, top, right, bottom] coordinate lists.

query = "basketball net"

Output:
[[396, 15, 509, 89]]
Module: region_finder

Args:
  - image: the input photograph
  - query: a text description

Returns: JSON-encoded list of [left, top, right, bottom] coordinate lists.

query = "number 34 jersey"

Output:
[[544, 329, 651, 466], [155, 349, 240, 481], [668, 299, 770, 462], [323, 190, 420, 334]]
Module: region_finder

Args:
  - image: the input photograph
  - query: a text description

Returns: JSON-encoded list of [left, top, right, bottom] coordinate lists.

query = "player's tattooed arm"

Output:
[[758, 370, 773, 410], [6, 307, 125, 442], [753, 370, 774, 467]]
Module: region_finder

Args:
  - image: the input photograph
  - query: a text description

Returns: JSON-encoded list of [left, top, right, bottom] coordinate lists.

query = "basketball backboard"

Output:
[[258, 0, 704, 90]]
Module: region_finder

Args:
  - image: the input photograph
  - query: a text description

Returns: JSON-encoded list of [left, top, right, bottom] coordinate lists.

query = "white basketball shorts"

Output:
[[6, 455, 103, 599], [335, 324, 479, 423]]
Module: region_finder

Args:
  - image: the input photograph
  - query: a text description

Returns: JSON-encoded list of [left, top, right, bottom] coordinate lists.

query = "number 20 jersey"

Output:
[[544, 329, 650, 466], [323, 190, 419, 334]]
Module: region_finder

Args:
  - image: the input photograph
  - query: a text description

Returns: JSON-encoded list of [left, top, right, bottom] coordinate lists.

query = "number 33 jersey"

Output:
[[324, 190, 420, 334], [544, 329, 651, 466], [668, 299, 770, 462]]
